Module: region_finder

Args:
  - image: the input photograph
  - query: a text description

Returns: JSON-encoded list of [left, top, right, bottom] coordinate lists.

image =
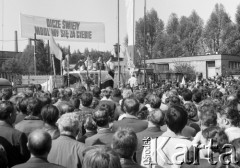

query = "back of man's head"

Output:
[[213, 90, 223, 100], [93, 107, 110, 127], [83, 115, 97, 131], [58, 102, 75, 115], [92, 86, 101, 98], [184, 102, 198, 121], [2, 88, 12, 101], [198, 100, 217, 127], [64, 88, 72, 98], [112, 128, 137, 159], [98, 103, 113, 121], [18, 97, 28, 114], [0, 101, 14, 121], [41, 105, 59, 126], [148, 94, 161, 109], [225, 95, 238, 109], [165, 105, 188, 134], [148, 109, 165, 126], [81, 92, 93, 107], [166, 95, 181, 106], [82, 146, 121, 168], [123, 98, 139, 115], [182, 89, 192, 102], [27, 130, 51, 157], [134, 91, 145, 104], [52, 88, 59, 98], [27, 97, 42, 116], [220, 107, 240, 127], [57, 113, 80, 136], [122, 89, 133, 99], [112, 88, 121, 98], [192, 91, 202, 104], [70, 97, 80, 110], [57, 89, 67, 100]]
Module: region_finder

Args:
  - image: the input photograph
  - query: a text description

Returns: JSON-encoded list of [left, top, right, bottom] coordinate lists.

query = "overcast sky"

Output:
[[0, 0, 240, 53]]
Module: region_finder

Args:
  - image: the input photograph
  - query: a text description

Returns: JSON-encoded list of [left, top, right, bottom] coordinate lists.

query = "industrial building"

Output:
[[146, 54, 240, 79]]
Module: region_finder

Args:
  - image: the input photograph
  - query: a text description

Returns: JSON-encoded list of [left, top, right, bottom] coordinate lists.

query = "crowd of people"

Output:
[[0, 75, 240, 168]]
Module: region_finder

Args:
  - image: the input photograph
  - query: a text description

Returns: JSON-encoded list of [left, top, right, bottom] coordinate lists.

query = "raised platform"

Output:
[[69, 70, 113, 84]]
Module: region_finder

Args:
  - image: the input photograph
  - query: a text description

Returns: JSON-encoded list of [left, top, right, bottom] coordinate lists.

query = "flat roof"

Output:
[[146, 54, 240, 64]]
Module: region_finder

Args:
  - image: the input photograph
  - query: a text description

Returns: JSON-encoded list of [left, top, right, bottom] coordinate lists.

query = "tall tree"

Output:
[[2, 42, 52, 75], [36, 40, 51, 74], [220, 4, 240, 55], [237, 4, 240, 31], [69, 50, 83, 64], [178, 11, 203, 56], [166, 13, 179, 35], [164, 13, 183, 57], [135, 8, 163, 59], [203, 3, 232, 53]]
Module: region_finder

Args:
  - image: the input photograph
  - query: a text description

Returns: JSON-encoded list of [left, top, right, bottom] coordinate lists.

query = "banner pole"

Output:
[[99, 62, 102, 88], [51, 54, 56, 88], [86, 55, 90, 91], [67, 45, 70, 87]]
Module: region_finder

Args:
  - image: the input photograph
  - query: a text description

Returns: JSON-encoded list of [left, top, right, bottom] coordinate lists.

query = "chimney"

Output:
[[15, 31, 18, 52]]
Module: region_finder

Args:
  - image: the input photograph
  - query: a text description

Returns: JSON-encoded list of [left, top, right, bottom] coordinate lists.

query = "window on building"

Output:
[[155, 64, 169, 72], [229, 61, 240, 69]]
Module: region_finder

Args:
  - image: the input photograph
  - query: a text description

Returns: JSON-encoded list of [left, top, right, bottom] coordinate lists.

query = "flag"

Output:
[[181, 76, 186, 85], [49, 29, 62, 60], [196, 75, 199, 83], [125, 0, 135, 46], [41, 76, 53, 92], [125, 0, 136, 70]]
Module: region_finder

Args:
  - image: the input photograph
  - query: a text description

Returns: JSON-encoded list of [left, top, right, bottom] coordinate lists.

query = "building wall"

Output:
[[146, 55, 240, 79]]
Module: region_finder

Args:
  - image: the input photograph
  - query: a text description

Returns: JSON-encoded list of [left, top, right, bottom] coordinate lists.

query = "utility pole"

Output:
[[47, 40, 50, 65], [33, 33, 37, 75], [143, 0, 147, 86], [117, 0, 120, 88], [30, 33, 40, 75]]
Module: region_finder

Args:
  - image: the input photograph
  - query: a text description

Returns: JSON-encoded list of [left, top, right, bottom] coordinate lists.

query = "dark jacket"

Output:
[[12, 157, 66, 168], [14, 113, 27, 125], [85, 128, 114, 146], [112, 118, 148, 133], [77, 131, 97, 143], [15, 116, 44, 136], [42, 124, 60, 140], [48, 135, 86, 168], [120, 158, 145, 168], [136, 126, 164, 164], [0, 121, 30, 167]]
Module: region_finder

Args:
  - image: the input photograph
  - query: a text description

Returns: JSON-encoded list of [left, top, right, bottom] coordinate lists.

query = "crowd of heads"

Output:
[[0, 75, 240, 167]]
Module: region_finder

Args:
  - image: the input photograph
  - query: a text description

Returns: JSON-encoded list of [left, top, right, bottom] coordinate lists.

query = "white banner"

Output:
[[20, 14, 105, 43]]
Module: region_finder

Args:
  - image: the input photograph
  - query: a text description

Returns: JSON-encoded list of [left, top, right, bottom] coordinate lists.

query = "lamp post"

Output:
[[114, 43, 121, 87]]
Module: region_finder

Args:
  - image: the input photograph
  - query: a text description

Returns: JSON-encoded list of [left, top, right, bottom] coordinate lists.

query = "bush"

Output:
[[171, 62, 196, 81]]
